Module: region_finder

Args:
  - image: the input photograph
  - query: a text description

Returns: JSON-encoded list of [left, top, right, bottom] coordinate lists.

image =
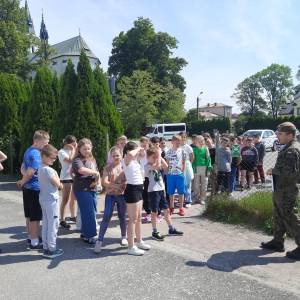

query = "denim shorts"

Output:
[[166, 173, 186, 195], [148, 190, 169, 212]]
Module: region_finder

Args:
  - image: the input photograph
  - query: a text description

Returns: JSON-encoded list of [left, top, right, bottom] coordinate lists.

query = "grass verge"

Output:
[[204, 191, 300, 235]]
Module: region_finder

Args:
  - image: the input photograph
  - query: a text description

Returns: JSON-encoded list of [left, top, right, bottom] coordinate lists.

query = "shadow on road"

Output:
[[0, 225, 127, 269], [186, 248, 297, 272]]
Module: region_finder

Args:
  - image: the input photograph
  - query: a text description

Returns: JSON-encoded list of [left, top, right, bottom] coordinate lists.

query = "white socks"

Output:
[[31, 238, 39, 246]]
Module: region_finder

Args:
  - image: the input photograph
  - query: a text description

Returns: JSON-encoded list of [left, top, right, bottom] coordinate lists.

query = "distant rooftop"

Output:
[[198, 103, 233, 109]]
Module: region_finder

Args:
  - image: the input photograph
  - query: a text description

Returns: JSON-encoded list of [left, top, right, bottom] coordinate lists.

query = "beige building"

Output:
[[198, 103, 232, 121]]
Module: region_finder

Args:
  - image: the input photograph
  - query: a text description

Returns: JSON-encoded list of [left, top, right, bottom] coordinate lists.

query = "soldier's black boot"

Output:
[[261, 239, 285, 252], [286, 247, 300, 260]]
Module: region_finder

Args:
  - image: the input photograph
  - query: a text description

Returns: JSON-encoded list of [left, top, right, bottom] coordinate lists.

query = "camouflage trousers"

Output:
[[273, 193, 300, 246]]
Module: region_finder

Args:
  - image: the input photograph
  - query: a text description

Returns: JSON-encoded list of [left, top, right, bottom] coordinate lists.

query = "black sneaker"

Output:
[[44, 249, 64, 259], [253, 181, 259, 184], [83, 237, 97, 244], [27, 236, 43, 244], [43, 249, 49, 257], [80, 233, 84, 238], [152, 231, 164, 241], [169, 228, 183, 236], [69, 217, 76, 224], [246, 185, 252, 190], [261, 239, 285, 252], [286, 247, 300, 260], [30, 243, 43, 250], [59, 220, 71, 230]]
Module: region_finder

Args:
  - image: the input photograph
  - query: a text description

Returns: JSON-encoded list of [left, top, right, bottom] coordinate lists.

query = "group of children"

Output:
[[16, 129, 267, 259]]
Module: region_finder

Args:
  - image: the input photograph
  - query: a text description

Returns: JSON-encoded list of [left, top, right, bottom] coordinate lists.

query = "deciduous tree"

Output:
[[258, 64, 294, 118]]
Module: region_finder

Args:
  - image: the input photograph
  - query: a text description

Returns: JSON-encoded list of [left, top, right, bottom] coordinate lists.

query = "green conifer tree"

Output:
[[51, 59, 78, 148], [93, 66, 123, 146], [74, 50, 106, 170], [52, 71, 60, 108], [20, 65, 56, 157], [0, 73, 20, 136]]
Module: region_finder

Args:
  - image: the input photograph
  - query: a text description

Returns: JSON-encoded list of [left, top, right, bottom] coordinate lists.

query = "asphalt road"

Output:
[[0, 191, 299, 300]]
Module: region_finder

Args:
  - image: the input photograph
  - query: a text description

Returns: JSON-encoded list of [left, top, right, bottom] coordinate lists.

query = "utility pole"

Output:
[[197, 91, 203, 121]]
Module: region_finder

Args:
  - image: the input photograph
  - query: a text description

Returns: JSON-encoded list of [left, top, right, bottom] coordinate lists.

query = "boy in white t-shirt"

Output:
[[38, 144, 64, 258], [144, 148, 183, 241]]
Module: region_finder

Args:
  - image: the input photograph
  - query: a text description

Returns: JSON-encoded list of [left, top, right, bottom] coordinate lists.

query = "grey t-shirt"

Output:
[[72, 157, 98, 192], [144, 164, 165, 192], [38, 164, 59, 201]]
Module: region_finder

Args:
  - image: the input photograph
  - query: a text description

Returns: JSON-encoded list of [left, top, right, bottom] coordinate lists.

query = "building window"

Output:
[[298, 108, 300, 115]]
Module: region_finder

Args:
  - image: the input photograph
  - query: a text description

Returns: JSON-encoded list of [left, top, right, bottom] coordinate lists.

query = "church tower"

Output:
[[25, 0, 36, 53], [25, 0, 35, 35], [40, 13, 49, 43]]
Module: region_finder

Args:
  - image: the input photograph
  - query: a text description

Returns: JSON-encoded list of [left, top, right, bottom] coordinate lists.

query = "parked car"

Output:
[[242, 129, 277, 151]]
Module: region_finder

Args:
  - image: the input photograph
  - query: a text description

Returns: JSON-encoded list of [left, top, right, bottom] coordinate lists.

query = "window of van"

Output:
[[165, 126, 172, 132], [158, 126, 163, 133]]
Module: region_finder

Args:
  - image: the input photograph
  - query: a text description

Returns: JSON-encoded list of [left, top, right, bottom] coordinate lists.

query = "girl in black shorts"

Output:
[[121, 142, 151, 256]]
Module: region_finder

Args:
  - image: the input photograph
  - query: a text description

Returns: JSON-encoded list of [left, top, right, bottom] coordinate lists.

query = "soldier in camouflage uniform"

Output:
[[262, 122, 300, 260]]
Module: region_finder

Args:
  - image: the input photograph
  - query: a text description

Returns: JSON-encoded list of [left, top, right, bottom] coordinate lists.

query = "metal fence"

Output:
[[197, 131, 277, 214]]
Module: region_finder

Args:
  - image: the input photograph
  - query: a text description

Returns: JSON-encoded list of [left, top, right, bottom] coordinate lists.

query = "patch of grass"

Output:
[[204, 192, 300, 234]]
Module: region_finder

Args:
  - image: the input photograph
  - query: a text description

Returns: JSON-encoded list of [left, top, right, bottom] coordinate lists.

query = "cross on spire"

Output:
[[79, 28, 81, 36]]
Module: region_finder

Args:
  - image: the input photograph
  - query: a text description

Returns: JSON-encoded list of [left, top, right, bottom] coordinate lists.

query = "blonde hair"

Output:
[[172, 135, 181, 142], [76, 138, 95, 162], [140, 136, 150, 143], [196, 135, 204, 141], [117, 135, 127, 141], [33, 130, 50, 142], [40, 144, 58, 157]]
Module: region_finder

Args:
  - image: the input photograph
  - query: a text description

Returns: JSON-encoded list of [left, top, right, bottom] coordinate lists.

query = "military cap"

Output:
[[276, 122, 296, 132]]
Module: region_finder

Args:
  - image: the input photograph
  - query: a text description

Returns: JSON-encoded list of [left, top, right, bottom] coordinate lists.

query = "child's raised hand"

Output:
[[66, 144, 74, 151]]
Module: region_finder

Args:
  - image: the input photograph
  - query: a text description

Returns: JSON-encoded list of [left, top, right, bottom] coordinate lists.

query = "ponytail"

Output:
[[123, 141, 138, 158]]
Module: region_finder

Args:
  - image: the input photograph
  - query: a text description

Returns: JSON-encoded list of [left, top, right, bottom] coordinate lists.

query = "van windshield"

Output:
[[149, 126, 156, 133]]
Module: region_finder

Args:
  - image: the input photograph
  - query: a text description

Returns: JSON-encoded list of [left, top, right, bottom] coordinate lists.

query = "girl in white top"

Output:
[[121, 142, 151, 256], [58, 135, 77, 229], [179, 132, 194, 208]]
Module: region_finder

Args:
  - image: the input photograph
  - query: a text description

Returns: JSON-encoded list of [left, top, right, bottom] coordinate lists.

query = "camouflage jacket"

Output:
[[272, 139, 300, 196]]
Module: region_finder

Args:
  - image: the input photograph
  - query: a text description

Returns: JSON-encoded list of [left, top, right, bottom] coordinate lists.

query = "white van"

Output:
[[147, 123, 186, 140]]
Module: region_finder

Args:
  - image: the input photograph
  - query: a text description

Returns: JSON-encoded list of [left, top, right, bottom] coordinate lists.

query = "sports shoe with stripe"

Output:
[[44, 249, 64, 258], [152, 231, 164, 241]]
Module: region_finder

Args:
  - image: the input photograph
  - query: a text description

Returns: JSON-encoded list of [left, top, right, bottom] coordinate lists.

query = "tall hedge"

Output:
[[188, 117, 231, 136], [74, 50, 107, 171], [51, 59, 77, 148], [93, 66, 123, 147], [20, 65, 56, 157]]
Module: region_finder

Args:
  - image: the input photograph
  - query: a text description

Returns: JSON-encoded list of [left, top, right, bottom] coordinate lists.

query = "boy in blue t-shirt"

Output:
[[17, 130, 50, 250]]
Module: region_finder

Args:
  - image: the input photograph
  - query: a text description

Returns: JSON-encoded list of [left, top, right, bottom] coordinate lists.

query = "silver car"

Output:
[[242, 130, 277, 151]]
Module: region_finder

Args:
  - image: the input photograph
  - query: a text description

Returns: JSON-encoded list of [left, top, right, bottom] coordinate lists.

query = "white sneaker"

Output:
[[261, 183, 265, 188], [200, 200, 206, 205], [94, 241, 102, 254], [120, 238, 128, 246], [185, 203, 192, 208], [229, 193, 233, 197], [127, 245, 144, 256], [136, 241, 151, 250]]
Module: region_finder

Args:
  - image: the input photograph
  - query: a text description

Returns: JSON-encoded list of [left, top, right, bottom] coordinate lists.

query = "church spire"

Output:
[[40, 13, 49, 43], [25, 0, 35, 35]]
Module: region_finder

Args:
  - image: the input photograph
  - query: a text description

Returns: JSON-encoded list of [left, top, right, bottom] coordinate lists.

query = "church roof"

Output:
[[294, 92, 300, 100], [25, 0, 35, 35], [28, 35, 100, 64]]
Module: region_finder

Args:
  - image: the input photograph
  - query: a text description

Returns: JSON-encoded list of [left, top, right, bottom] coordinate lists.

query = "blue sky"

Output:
[[21, 0, 300, 113]]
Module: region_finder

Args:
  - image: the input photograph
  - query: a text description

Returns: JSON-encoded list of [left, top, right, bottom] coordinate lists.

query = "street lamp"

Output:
[[197, 91, 203, 121]]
